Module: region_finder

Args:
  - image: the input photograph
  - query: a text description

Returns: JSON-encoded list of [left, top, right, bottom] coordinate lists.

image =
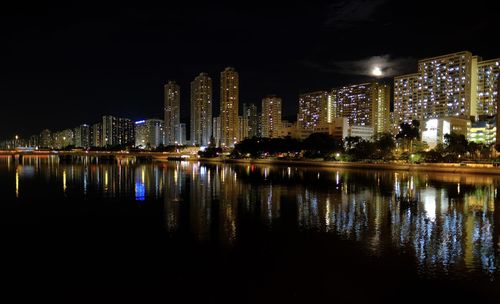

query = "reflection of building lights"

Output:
[[63, 169, 67, 193], [15, 167, 19, 198]]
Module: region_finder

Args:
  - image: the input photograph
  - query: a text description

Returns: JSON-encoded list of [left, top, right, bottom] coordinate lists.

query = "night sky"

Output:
[[1, 0, 499, 139]]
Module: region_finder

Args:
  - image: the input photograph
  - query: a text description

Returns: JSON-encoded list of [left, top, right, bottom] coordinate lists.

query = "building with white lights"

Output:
[[135, 119, 165, 149], [261, 95, 282, 138], [190, 73, 212, 146], [164, 80, 180, 145], [394, 51, 500, 139]]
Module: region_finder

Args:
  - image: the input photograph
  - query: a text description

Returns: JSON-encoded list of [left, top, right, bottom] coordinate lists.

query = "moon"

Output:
[[372, 66, 383, 77]]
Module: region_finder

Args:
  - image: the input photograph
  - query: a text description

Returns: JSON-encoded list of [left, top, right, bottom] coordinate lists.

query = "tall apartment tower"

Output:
[[220, 67, 239, 147], [102, 115, 134, 146], [190, 73, 213, 146], [242, 103, 259, 138], [261, 95, 282, 138], [297, 91, 329, 131], [477, 58, 500, 117], [393, 51, 490, 130], [332, 83, 390, 134], [371, 84, 391, 134], [164, 80, 180, 145]]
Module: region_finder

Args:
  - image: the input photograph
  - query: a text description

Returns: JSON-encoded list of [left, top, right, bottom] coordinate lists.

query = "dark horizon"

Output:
[[1, 1, 499, 138]]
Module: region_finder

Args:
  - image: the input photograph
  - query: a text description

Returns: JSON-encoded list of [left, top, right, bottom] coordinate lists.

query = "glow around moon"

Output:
[[371, 66, 383, 76]]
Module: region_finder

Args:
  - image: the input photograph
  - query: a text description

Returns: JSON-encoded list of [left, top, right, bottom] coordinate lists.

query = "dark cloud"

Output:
[[324, 0, 388, 29]]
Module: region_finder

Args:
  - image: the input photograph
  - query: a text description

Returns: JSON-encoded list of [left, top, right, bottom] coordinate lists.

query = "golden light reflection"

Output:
[[63, 169, 67, 193], [15, 166, 19, 198]]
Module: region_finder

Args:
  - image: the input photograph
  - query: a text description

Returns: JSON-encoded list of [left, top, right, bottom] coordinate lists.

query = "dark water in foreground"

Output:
[[1, 156, 499, 302]]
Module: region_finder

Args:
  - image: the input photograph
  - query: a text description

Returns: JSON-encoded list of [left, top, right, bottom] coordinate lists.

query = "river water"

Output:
[[0, 156, 499, 302]]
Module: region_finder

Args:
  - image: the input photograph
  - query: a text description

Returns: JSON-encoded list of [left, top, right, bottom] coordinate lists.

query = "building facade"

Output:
[[261, 95, 282, 138], [242, 103, 259, 138], [74, 124, 90, 148], [135, 119, 164, 149], [190, 73, 212, 146], [394, 52, 500, 140], [102, 115, 134, 147], [332, 83, 390, 134], [297, 91, 329, 131], [164, 81, 180, 145], [220, 67, 239, 147]]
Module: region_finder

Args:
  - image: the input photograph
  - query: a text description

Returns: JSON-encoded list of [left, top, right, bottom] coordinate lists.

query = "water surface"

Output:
[[1, 155, 499, 302]]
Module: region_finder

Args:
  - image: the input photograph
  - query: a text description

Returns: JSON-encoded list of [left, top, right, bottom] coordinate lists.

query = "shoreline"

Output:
[[195, 157, 500, 175]]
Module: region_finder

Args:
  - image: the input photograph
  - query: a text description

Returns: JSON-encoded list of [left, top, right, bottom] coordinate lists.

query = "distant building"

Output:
[[190, 73, 212, 146], [280, 120, 294, 137], [102, 115, 134, 147], [332, 82, 390, 134], [90, 123, 102, 147], [52, 129, 74, 149], [178, 123, 187, 145], [261, 95, 282, 138], [238, 116, 246, 141], [220, 67, 239, 147], [135, 119, 164, 149], [297, 91, 329, 131], [40, 129, 52, 148], [213, 116, 222, 146], [164, 81, 180, 145], [242, 103, 259, 138], [394, 51, 500, 137], [476, 58, 500, 117], [74, 124, 90, 148]]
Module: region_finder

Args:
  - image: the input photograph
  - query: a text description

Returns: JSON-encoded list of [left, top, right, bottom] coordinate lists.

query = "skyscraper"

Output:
[[90, 123, 102, 147], [164, 80, 180, 145], [134, 119, 164, 149], [220, 67, 239, 147], [297, 91, 329, 131], [74, 124, 90, 148], [477, 58, 500, 117], [190, 73, 213, 146], [394, 51, 500, 136], [261, 95, 282, 138], [333, 83, 390, 134], [102, 115, 134, 147], [242, 103, 259, 138]]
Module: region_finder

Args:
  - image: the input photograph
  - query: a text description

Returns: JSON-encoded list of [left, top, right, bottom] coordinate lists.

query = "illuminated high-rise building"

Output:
[[220, 67, 239, 147], [332, 83, 390, 134], [213, 116, 222, 146], [102, 115, 134, 147], [261, 95, 282, 138], [242, 103, 259, 138], [190, 73, 212, 146], [297, 91, 329, 131], [477, 58, 500, 116], [164, 80, 180, 145], [393, 73, 422, 128], [394, 51, 500, 138], [39, 129, 52, 148], [419, 52, 474, 119], [134, 119, 164, 149], [90, 123, 102, 147], [74, 124, 90, 148], [52, 129, 74, 149]]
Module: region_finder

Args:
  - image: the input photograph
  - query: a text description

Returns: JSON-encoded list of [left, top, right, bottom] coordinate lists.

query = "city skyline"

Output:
[[2, 1, 499, 138]]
